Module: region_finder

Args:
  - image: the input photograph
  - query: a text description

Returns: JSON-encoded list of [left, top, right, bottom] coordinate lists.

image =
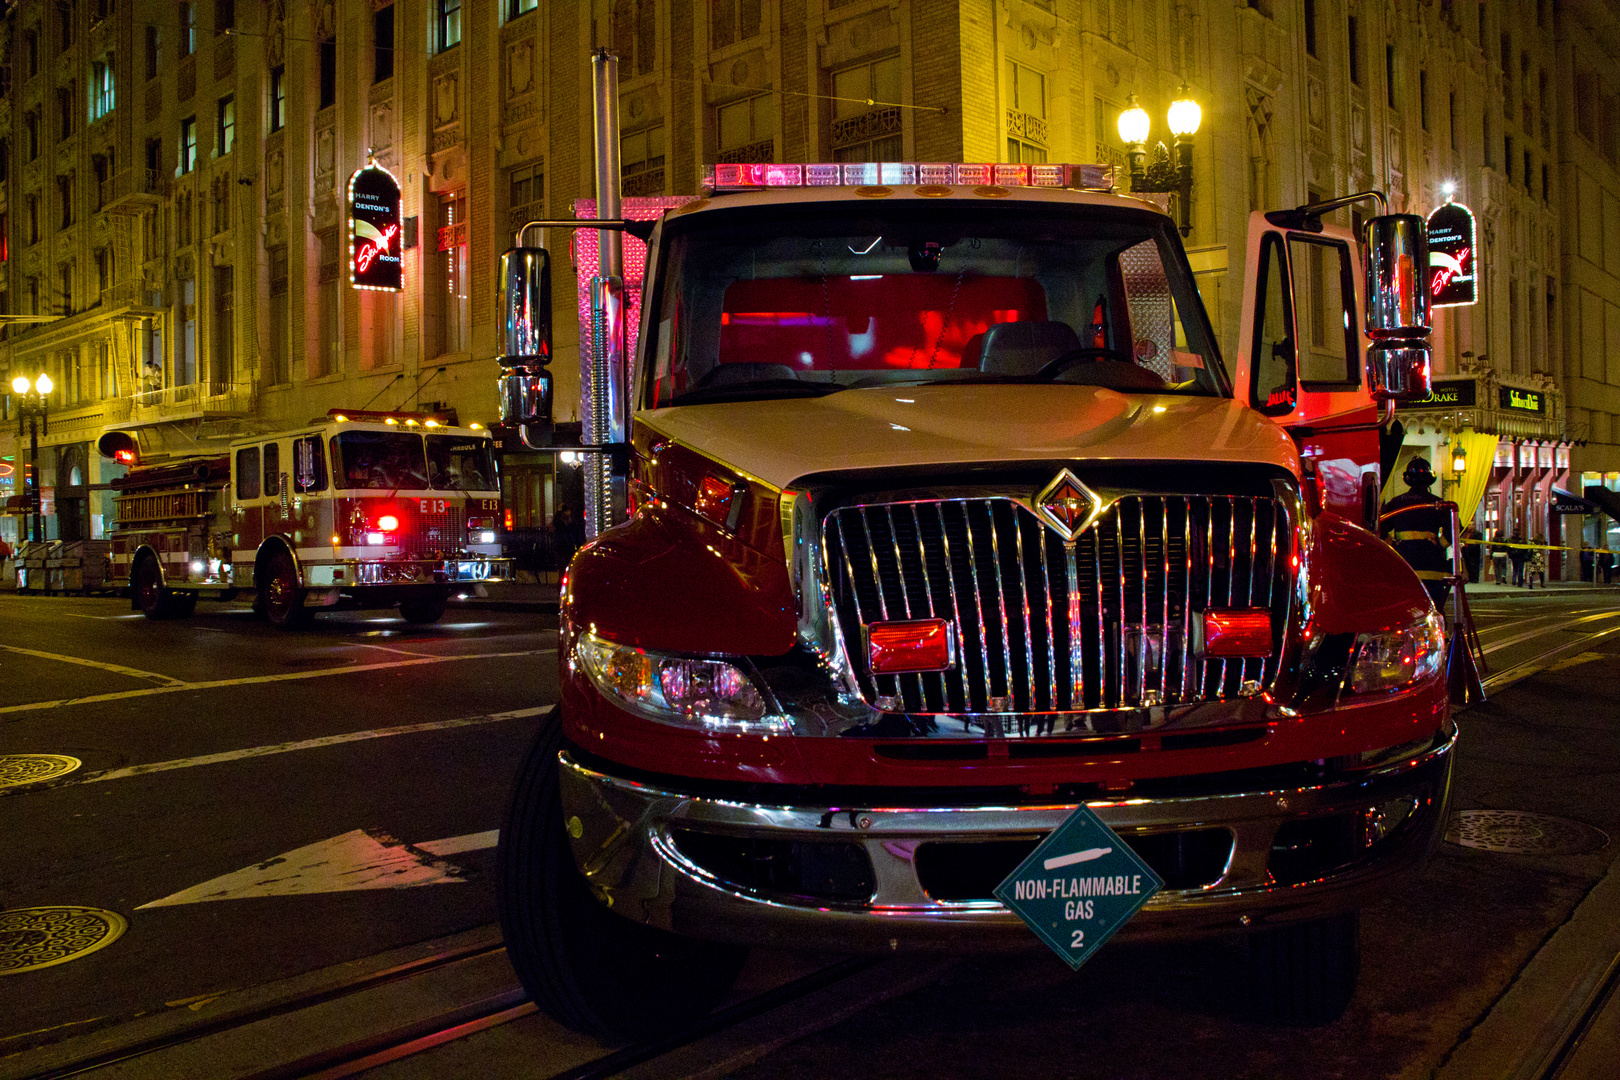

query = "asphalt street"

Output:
[[2, 587, 1619, 1079]]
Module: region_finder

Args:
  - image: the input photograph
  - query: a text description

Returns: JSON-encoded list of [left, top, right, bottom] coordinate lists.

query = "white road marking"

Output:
[[1044, 847, 1112, 871], [0, 649, 544, 716], [135, 827, 501, 909], [79, 707, 544, 784], [0, 644, 185, 686]]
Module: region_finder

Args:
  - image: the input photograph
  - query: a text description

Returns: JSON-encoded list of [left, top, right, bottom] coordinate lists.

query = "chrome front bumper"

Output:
[[558, 733, 1455, 953]]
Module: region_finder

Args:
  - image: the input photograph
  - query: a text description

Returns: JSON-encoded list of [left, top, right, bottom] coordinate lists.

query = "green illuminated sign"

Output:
[[1499, 387, 1544, 413]]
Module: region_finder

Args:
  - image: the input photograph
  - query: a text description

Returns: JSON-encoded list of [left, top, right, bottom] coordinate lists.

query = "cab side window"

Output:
[[236, 447, 261, 500], [1289, 236, 1360, 386], [1250, 233, 1297, 416], [293, 434, 327, 493], [263, 442, 281, 496]]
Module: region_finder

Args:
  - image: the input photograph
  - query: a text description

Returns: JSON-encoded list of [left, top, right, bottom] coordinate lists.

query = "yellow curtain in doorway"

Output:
[[1448, 429, 1499, 528]]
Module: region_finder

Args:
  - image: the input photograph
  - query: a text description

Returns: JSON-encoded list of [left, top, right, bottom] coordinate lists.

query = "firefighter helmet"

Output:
[[1403, 456, 1437, 488]]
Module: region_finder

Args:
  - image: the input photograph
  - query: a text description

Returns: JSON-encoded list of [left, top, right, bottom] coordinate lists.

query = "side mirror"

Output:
[[1363, 213, 1432, 401], [497, 245, 555, 444]]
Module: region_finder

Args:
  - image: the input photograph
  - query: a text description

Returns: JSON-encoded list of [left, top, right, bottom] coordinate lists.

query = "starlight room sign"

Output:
[[1426, 201, 1478, 309], [348, 162, 403, 292]]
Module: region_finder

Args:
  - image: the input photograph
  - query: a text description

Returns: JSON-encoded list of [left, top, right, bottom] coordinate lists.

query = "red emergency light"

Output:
[[867, 618, 955, 675], [1202, 609, 1273, 658], [704, 161, 1117, 193]]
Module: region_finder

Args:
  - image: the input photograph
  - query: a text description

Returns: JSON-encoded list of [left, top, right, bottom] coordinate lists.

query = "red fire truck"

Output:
[[99, 410, 506, 627], [492, 53, 1447, 1041]]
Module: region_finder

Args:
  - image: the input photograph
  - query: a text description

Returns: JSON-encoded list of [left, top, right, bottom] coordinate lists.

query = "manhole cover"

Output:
[[1445, 810, 1610, 855], [0, 907, 128, 975], [0, 754, 82, 791]]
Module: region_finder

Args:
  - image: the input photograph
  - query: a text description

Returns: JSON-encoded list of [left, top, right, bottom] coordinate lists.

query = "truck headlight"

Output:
[[574, 633, 787, 734], [1347, 611, 1446, 694]]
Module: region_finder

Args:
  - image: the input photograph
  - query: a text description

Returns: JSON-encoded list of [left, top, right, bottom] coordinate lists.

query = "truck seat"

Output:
[[974, 321, 1082, 376]]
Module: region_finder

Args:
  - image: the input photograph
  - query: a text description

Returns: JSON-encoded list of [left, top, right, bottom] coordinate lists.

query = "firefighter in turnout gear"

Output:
[[1380, 457, 1453, 609]]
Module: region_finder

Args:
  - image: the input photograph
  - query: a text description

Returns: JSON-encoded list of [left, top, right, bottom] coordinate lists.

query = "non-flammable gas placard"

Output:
[[993, 805, 1163, 970]]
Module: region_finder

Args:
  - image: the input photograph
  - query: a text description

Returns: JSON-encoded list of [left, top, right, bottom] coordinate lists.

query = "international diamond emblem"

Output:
[[1034, 469, 1104, 541]]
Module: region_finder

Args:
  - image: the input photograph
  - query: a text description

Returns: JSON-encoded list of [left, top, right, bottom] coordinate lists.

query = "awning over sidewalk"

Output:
[[1584, 485, 1620, 523]]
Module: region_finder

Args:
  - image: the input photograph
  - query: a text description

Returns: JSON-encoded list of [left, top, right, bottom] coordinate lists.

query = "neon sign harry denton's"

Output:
[[1426, 202, 1477, 309], [348, 161, 403, 292]]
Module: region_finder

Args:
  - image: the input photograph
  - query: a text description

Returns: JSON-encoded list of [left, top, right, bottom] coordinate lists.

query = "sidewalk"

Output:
[[1463, 580, 1620, 598]]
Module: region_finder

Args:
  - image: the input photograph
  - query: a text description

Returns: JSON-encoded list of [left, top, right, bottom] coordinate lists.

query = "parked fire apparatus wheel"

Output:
[[263, 550, 312, 629], [1243, 911, 1361, 1025], [398, 590, 448, 624], [134, 556, 177, 620], [497, 706, 748, 1042]]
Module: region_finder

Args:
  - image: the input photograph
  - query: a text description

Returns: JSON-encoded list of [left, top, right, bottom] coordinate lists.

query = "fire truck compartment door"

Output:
[[1236, 212, 1371, 431]]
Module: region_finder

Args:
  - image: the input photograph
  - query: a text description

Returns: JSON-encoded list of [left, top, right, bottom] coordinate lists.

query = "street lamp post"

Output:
[[1117, 85, 1203, 237], [11, 373, 53, 544]]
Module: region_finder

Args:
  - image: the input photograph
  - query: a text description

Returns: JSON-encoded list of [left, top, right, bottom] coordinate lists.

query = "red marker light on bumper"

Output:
[[1202, 609, 1273, 657], [376, 514, 400, 532], [867, 619, 955, 674]]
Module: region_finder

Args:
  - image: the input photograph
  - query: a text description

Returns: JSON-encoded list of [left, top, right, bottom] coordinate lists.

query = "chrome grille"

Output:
[[403, 503, 465, 556], [822, 495, 1294, 717]]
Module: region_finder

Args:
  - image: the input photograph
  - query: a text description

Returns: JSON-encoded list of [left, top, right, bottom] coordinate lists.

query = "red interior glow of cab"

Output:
[[1203, 609, 1273, 657], [695, 474, 737, 527], [868, 619, 955, 674]]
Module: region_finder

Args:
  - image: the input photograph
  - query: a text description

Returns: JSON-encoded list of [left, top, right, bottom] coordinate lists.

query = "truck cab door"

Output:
[[1235, 211, 1383, 528]]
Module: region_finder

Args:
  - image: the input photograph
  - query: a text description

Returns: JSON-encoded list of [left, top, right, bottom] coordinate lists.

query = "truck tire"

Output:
[[135, 556, 179, 620], [398, 591, 448, 624], [263, 551, 312, 629], [1244, 911, 1360, 1025], [497, 707, 748, 1042]]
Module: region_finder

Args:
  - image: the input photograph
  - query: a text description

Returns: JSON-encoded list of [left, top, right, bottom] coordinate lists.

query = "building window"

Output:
[[96, 247, 110, 293], [432, 196, 469, 356], [319, 34, 337, 108], [269, 66, 286, 132], [1524, 150, 1532, 193], [1304, 0, 1316, 57], [374, 5, 394, 82], [59, 261, 73, 315], [509, 0, 538, 21], [1420, 69, 1429, 131], [0, 140, 7, 184], [58, 173, 74, 228], [215, 0, 234, 33], [177, 189, 193, 245], [212, 172, 231, 233], [716, 94, 775, 163], [1347, 16, 1360, 86], [1450, 91, 1458, 152], [438, 0, 462, 52], [92, 153, 109, 208], [621, 128, 666, 196], [211, 264, 233, 387], [1005, 60, 1047, 162], [180, 3, 196, 57], [1386, 45, 1396, 108], [1543, 162, 1550, 202], [508, 162, 544, 224], [145, 26, 160, 79], [831, 56, 902, 162], [26, 28, 39, 78], [57, 0, 73, 52], [316, 231, 339, 377], [25, 113, 39, 161], [91, 56, 116, 120], [59, 83, 77, 138], [180, 116, 197, 172], [711, 0, 762, 49], [217, 94, 235, 155], [27, 195, 39, 245], [268, 247, 288, 385], [611, 0, 656, 76]]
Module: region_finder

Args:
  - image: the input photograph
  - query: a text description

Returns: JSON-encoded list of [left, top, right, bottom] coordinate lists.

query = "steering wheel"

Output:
[[1034, 347, 1132, 380]]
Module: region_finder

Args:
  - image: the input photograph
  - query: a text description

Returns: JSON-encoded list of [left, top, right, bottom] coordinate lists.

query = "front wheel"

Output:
[[1243, 911, 1361, 1025], [398, 591, 448, 624], [496, 707, 748, 1042], [262, 551, 312, 629], [135, 556, 183, 620]]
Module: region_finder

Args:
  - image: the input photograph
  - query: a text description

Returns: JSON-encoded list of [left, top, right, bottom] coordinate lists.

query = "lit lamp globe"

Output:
[[11, 375, 29, 395], [1117, 98, 1151, 146], [34, 373, 53, 396], [1167, 90, 1202, 138], [1452, 446, 1468, 473]]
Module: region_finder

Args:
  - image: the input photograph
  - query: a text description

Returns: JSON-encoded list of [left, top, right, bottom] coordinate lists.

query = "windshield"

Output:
[[330, 431, 429, 490], [643, 202, 1227, 407], [426, 434, 498, 491]]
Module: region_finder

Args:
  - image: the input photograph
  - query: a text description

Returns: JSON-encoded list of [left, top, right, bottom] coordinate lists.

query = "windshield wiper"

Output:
[[668, 380, 848, 407]]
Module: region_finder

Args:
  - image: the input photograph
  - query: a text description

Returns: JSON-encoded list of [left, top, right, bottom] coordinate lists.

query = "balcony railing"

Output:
[[114, 380, 256, 420], [101, 169, 165, 213]]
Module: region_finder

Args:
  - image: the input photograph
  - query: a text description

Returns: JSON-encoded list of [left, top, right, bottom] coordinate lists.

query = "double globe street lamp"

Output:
[[11, 373, 53, 543], [1117, 85, 1202, 236]]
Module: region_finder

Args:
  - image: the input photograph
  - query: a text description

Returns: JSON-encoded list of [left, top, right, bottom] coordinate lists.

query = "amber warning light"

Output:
[[867, 619, 956, 675], [1201, 609, 1273, 658]]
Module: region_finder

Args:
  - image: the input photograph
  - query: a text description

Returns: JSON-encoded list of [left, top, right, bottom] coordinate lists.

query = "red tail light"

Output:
[[505, 508, 515, 530], [695, 474, 743, 529], [1202, 609, 1273, 657], [867, 619, 955, 674], [376, 514, 400, 532]]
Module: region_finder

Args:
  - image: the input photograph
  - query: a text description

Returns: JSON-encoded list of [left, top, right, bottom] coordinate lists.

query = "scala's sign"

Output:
[[1427, 202, 1478, 308], [1500, 386, 1545, 413], [348, 162, 403, 292]]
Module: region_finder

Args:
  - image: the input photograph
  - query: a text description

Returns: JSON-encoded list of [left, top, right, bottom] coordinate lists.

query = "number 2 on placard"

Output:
[[1070, 929, 1085, 949]]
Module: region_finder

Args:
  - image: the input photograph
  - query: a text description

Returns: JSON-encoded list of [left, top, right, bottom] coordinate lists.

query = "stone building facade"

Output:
[[0, 0, 1611, 564]]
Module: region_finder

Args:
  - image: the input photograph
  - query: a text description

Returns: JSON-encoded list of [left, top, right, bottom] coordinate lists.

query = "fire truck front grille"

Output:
[[402, 504, 465, 556], [821, 495, 1294, 717]]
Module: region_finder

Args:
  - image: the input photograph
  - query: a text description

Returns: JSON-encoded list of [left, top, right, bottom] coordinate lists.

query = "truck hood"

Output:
[[641, 385, 1298, 490]]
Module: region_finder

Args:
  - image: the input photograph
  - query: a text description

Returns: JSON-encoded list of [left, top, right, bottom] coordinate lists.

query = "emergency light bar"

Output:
[[703, 161, 1116, 194], [326, 408, 458, 427]]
